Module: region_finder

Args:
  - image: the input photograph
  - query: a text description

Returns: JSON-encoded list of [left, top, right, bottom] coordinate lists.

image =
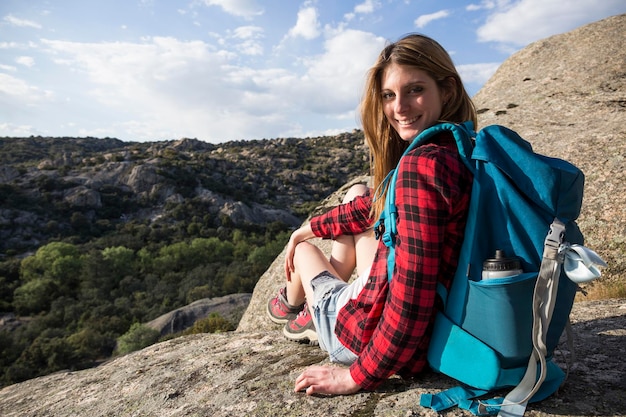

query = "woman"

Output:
[[267, 33, 477, 395]]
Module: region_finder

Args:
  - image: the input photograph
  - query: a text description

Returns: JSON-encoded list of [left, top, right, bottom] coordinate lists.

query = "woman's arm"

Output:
[[310, 193, 373, 239]]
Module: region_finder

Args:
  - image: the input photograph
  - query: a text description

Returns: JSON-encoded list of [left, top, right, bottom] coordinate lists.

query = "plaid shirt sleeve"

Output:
[[309, 192, 374, 239], [338, 138, 472, 390]]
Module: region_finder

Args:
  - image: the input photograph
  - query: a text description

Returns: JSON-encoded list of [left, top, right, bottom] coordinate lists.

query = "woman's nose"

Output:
[[394, 94, 408, 113]]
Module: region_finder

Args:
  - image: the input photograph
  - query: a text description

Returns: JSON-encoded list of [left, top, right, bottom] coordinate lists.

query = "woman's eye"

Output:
[[409, 86, 423, 94], [382, 92, 394, 100]]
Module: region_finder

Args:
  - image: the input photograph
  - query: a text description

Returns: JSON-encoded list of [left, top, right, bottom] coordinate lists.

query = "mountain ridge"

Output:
[[0, 131, 369, 257]]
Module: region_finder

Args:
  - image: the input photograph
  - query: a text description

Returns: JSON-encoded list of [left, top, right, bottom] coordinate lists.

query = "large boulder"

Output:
[[146, 294, 252, 337]]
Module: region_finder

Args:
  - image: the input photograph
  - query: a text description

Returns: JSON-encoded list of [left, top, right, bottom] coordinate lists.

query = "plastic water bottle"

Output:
[[482, 250, 523, 279]]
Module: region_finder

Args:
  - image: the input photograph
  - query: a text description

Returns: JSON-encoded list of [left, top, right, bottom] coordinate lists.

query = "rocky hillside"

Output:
[[0, 132, 368, 257], [0, 13, 625, 417]]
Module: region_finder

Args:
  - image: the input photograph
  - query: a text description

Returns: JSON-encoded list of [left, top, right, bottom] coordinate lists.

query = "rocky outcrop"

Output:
[[146, 294, 251, 337], [0, 13, 625, 417], [125, 163, 163, 196], [63, 186, 102, 208]]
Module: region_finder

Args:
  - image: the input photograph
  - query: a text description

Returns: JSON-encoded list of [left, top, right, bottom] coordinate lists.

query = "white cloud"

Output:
[[0, 122, 38, 137], [233, 26, 263, 39], [37, 37, 236, 138], [354, 0, 381, 14], [466, 1, 498, 12], [232, 26, 265, 55], [16, 56, 35, 67], [30, 36, 316, 140], [477, 0, 626, 45], [298, 30, 387, 114], [3, 14, 42, 29], [414, 10, 451, 29], [200, 0, 264, 20], [456, 62, 501, 85], [0, 64, 16, 71], [345, 0, 382, 21], [0, 73, 53, 104], [287, 7, 321, 40], [0, 41, 22, 49]]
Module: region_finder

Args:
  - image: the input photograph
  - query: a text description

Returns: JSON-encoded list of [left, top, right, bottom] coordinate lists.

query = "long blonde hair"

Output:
[[361, 34, 477, 220]]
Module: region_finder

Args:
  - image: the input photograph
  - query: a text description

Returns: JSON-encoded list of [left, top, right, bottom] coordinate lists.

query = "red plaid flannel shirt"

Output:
[[310, 133, 472, 390]]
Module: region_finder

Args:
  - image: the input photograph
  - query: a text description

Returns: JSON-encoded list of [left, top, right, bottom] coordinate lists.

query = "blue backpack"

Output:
[[375, 122, 603, 416]]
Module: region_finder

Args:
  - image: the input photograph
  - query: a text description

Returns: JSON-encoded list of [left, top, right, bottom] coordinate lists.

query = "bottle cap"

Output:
[[482, 249, 522, 272]]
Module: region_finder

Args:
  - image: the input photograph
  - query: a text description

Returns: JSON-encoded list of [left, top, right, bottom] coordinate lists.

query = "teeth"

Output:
[[398, 116, 418, 125]]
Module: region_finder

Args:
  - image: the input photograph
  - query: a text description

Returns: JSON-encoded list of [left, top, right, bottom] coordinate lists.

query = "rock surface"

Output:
[[1, 13, 625, 417], [0, 299, 624, 417]]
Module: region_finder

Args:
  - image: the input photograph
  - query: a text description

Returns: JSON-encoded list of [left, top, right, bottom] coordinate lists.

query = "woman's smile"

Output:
[[396, 115, 420, 126]]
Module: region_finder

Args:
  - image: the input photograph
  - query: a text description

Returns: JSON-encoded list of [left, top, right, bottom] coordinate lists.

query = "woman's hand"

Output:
[[284, 224, 315, 281], [294, 365, 361, 395]]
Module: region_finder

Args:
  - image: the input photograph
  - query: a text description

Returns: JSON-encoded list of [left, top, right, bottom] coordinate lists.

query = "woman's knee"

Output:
[[342, 183, 370, 204], [293, 241, 322, 265], [293, 241, 333, 278]]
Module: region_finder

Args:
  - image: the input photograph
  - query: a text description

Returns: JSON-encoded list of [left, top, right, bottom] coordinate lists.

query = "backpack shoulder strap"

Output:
[[375, 121, 475, 282]]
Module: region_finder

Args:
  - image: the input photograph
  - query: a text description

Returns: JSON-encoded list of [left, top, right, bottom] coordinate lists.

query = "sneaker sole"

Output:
[[282, 326, 319, 346]]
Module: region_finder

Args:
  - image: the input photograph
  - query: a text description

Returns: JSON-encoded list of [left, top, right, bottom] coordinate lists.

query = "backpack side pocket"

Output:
[[462, 272, 537, 369], [427, 311, 527, 390]]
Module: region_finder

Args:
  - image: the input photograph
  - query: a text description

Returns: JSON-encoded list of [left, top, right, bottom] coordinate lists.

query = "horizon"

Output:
[[1, 0, 625, 143]]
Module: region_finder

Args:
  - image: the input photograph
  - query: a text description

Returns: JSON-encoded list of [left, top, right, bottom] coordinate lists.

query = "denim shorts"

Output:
[[310, 271, 359, 365]]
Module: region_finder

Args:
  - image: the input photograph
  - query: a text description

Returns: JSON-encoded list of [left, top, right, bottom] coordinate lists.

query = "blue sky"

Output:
[[1, 1, 624, 143]]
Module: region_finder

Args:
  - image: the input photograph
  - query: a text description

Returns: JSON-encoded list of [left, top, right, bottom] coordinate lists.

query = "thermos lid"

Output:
[[482, 249, 522, 272]]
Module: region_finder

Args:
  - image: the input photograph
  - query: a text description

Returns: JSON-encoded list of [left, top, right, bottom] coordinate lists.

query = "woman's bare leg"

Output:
[[285, 183, 378, 307], [285, 241, 338, 308], [329, 184, 378, 281]]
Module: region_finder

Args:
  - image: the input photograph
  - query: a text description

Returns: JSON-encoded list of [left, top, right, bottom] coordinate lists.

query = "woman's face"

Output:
[[381, 63, 446, 142]]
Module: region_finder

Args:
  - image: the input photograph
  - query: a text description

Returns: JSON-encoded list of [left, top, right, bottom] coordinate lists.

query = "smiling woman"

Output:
[[266, 33, 477, 396]]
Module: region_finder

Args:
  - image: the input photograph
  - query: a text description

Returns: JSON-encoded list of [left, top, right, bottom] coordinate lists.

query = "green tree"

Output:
[[70, 212, 91, 235], [190, 237, 234, 264], [116, 323, 160, 355], [16, 329, 75, 378], [186, 313, 235, 334], [67, 328, 111, 361], [153, 241, 191, 272], [13, 278, 58, 315], [101, 246, 136, 282], [20, 242, 82, 294], [186, 284, 214, 303], [0, 259, 20, 310]]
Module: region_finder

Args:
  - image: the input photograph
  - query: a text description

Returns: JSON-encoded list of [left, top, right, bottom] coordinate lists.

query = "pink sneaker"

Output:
[[267, 287, 304, 324], [283, 304, 318, 345]]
